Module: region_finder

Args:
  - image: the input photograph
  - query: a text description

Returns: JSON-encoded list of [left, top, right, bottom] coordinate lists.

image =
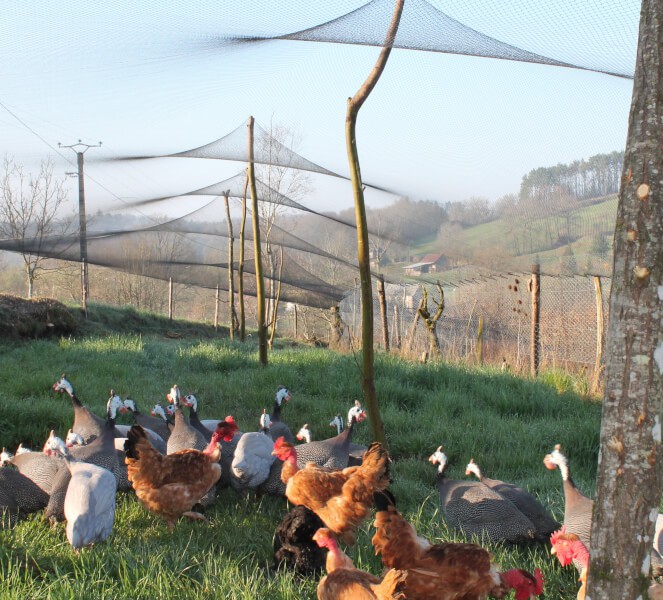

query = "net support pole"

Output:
[[529, 263, 541, 377], [168, 277, 173, 322], [592, 275, 604, 394]]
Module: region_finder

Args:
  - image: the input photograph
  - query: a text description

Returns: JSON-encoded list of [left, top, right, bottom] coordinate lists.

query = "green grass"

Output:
[[0, 313, 602, 599]]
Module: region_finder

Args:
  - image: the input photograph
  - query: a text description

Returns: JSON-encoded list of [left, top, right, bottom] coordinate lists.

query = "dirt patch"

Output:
[[0, 294, 78, 339]]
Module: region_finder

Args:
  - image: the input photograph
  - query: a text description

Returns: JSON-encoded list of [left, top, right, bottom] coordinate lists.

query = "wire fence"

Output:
[[325, 272, 610, 382]]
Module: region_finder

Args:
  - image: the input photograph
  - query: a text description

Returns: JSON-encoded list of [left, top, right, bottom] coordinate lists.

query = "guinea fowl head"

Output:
[[123, 398, 137, 412], [107, 392, 126, 418], [65, 429, 84, 448], [52, 375, 74, 397], [167, 384, 180, 405], [272, 436, 296, 461], [296, 423, 311, 442], [150, 403, 167, 419], [1, 447, 14, 466], [550, 527, 589, 568], [275, 387, 291, 406], [183, 394, 198, 411], [428, 446, 448, 473], [465, 458, 481, 478], [347, 400, 367, 425], [543, 444, 566, 471], [43, 430, 68, 457], [259, 409, 272, 432], [500, 568, 544, 599]]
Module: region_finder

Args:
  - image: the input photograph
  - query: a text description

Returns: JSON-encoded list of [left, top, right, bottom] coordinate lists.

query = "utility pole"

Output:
[[59, 140, 101, 317]]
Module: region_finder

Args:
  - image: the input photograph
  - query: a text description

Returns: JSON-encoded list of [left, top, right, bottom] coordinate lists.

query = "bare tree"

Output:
[[586, 0, 663, 597], [345, 0, 404, 445], [255, 119, 311, 343], [0, 157, 71, 298]]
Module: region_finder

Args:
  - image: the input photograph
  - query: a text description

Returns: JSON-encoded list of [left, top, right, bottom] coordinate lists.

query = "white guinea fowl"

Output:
[[230, 414, 276, 492], [166, 384, 181, 405], [260, 409, 272, 432], [62, 455, 117, 550]]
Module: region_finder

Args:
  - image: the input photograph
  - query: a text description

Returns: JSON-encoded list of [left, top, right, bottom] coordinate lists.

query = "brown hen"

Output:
[[313, 527, 406, 600], [272, 437, 390, 545], [125, 417, 238, 530], [372, 490, 544, 600]]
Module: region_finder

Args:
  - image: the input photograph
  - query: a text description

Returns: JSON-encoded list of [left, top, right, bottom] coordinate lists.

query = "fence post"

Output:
[[592, 275, 604, 394], [377, 275, 389, 352], [214, 284, 220, 330], [477, 315, 484, 366], [168, 277, 173, 322], [529, 264, 540, 377], [392, 304, 401, 349]]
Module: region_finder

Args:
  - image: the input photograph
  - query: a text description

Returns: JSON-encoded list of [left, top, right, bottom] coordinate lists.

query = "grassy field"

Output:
[[0, 305, 602, 599]]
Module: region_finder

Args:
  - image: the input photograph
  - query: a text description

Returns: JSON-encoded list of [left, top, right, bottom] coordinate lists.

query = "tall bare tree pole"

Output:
[[238, 176, 248, 341], [345, 0, 404, 444], [247, 116, 268, 366], [222, 189, 238, 339], [586, 0, 663, 597], [59, 140, 101, 317]]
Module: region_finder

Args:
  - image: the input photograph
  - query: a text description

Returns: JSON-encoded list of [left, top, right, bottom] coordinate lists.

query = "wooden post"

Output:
[[81, 259, 88, 319], [591, 275, 604, 394], [168, 277, 173, 321], [377, 275, 389, 352], [477, 315, 484, 366], [222, 190, 236, 340], [392, 303, 401, 349], [293, 304, 298, 339], [529, 264, 540, 377], [214, 284, 220, 330]]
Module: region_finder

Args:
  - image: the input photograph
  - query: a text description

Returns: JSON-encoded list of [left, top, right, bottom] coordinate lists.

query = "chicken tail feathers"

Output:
[[125, 425, 148, 460], [358, 442, 391, 489], [372, 568, 408, 600]]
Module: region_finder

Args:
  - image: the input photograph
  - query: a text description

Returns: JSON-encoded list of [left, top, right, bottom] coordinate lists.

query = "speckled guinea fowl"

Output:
[[543, 444, 594, 571], [429, 446, 537, 545], [0, 467, 50, 526], [52, 375, 107, 442], [10, 451, 67, 495], [465, 458, 560, 544], [44, 397, 127, 522], [122, 398, 172, 445], [268, 387, 294, 444], [258, 409, 366, 498]]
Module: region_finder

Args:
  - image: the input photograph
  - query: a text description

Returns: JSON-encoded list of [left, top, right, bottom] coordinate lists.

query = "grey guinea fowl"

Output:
[[543, 444, 594, 571], [11, 450, 67, 495], [465, 458, 560, 543], [63, 457, 117, 550], [269, 387, 294, 444], [52, 375, 106, 443], [44, 396, 126, 522], [182, 394, 214, 441], [0, 467, 50, 527], [429, 446, 538, 545], [258, 407, 366, 498]]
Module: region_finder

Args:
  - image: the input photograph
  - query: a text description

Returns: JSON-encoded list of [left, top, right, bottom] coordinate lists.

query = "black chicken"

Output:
[[272, 505, 327, 576]]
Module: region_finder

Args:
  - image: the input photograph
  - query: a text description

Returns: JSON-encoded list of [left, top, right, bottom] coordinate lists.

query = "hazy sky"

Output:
[[0, 0, 639, 219]]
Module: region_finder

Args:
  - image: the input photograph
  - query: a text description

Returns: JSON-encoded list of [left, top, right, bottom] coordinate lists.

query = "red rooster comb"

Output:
[[502, 568, 544, 600], [549, 525, 567, 547]]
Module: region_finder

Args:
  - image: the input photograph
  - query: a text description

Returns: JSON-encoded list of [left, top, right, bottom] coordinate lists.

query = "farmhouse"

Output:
[[403, 253, 447, 276]]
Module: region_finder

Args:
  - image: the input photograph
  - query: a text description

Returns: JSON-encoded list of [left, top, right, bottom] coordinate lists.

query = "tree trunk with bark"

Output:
[[247, 116, 268, 366], [238, 176, 248, 341], [418, 283, 445, 356], [587, 1, 663, 597], [223, 190, 238, 340], [345, 0, 404, 445]]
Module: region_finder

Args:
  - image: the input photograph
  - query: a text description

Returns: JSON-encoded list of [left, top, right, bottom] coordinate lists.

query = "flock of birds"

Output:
[[1, 375, 662, 599]]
